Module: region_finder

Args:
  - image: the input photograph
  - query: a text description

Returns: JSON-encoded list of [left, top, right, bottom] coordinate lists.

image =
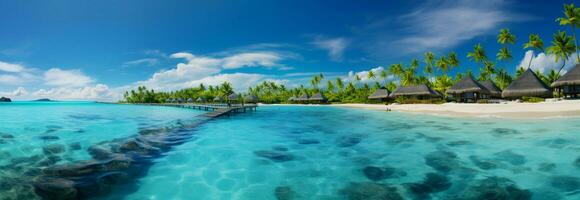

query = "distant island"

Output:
[[0, 97, 11, 102], [33, 98, 55, 102]]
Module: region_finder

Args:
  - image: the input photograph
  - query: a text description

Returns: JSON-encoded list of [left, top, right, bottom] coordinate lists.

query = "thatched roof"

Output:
[[502, 68, 552, 98], [187, 98, 194, 102], [244, 95, 259, 103], [227, 93, 239, 100], [309, 92, 327, 101], [552, 64, 580, 87], [288, 97, 296, 101], [296, 93, 309, 101], [447, 75, 489, 94], [213, 96, 223, 101], [479, 80, 502, 97], [368, 88, 389, 99], [196, 97, 204, 102], [390, 84, 440, 97]]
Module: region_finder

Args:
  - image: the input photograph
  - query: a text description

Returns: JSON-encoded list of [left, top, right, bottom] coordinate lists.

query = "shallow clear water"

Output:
[[1, 103, 580, 199]]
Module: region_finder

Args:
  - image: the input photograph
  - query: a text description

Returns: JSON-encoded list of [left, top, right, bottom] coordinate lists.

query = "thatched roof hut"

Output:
[[213, 96, 223, 102], [479, 80, 502, 98], [176, 98, 184, 103], [196, 97, 204, 102], [552, 64, 580, 87], [552, 64, 580, 98], [244, 95, 259, 103], [296, 94, 309, 101], [389, 84, 440, 98], [502, 68, 552, 99], [227, 93, 239, 100], [309, 92, 327, 101], [368, 88, 389, 100], [288, 97, 296, 101], [187, 98, 194, 103], [447, 75, 489, 95]]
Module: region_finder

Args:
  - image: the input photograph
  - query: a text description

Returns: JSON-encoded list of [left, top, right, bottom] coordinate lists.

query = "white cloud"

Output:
[[312, 37, 348, 61], [135, 51, 289, 91], [0, 61, 25, 72], [0, 87, 27, 97], [362, 0, 531, 57], [31, 84, 115, 100], [123, 58, 159, 67], [518, 50, 579, 74], [44, 68, 94, 87]]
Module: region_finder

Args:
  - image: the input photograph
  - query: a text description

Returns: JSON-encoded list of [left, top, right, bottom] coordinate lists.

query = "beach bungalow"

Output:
[[389, 84, 440, 100], [368, 87, 390, 102], [187, 98, 194, 103], [213, 96, 223, 102], [227, 93, 240, 103], [446, 75, 490, 103], [297, 94, 309, 103], [502, 68, 552, 99], [196, 97, 204, 103], [479, 80, 502, 99], [551, 64, 580, 98], [164, 98, 172, 103], [244, 95, 259, 103], [308, 92, 327, 104]]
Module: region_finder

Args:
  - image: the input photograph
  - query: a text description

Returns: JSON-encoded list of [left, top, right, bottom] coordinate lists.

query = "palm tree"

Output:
[[494, 68, 513, 89], [497, 29, 516, 63], [546, 31, 576, 76], [516, 67, 526, 78], [435, 55, 449, 74], [388, 63, 404, 77], [523, 34, 545, 68], [556, 3, 580, 62], [447, 52, 460, 71], [544, 69, 561, 86], [379, 70, 388, 86], [467, 44, 488, 68], [424, 52, 435, 78], [367, 70, 376, 82], [326, 80, 335, 92], [336, 78, 344, 92]]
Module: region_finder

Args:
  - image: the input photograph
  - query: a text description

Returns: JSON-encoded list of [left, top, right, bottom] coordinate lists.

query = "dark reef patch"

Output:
[[274, 186, 296, 200], [538, 162, 556, 172], [406, 173, 451, 198], [254, 150, 295, 162], [336, 136, 363, 147], [492, 128, 521, 137], [494, 150, 527, 166], [362, 166, 406, 181], [447, 140, 473, 147], [424, 150, 459, 173], [39, 135, 60, 141], [339, 182, 403, 200], [550, 176, 580, 192], [453, 177, 531, 200], [469, 155, 498, 170]]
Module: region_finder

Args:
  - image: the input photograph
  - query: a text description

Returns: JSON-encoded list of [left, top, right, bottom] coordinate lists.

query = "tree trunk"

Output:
[[573, 26, 579, 63], [527, 52, 534, 68], [557, 59, 567, 77]]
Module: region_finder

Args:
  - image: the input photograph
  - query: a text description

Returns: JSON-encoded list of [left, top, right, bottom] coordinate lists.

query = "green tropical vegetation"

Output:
[[123, 3, 580, 104]]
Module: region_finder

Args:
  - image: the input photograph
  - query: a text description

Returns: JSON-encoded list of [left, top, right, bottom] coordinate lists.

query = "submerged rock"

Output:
[[469, 155, 498, 170], [550, 176, 580, 192], [0, 133, 14, 139], [425, 150, 459, 173], [407, 173, 451, 198], [455, 177, 531, 200], [69, 142, 82, 151], [39, 135, 60, 141], [274, 186, 296, 200], [339, 182, 403, 200], [33, 177, 77, 200], [574, 157, 580, 168], [538, 162, 556, 172], [447, 140, 473, 147], [494, 150, 527, 166], [88, 145, 113, 160], [297, 138, 320, 145], [337, 136, 362, 147], [362, 166, 406, 181], [254, 150, 294, 162], [43, 144, 66, 155], [541, 138, 572, 149], [492, 128, 521, 136]]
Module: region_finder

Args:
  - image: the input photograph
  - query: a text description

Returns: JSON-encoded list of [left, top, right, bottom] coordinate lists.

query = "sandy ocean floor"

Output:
[[327, 100, 580, 119]]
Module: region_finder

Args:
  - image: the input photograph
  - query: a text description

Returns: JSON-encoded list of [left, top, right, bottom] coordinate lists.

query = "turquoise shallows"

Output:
[[1, 103, 580, 199]]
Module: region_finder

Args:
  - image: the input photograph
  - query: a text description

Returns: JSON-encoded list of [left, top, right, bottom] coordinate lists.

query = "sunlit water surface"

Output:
[[1, 102, 579, 200]]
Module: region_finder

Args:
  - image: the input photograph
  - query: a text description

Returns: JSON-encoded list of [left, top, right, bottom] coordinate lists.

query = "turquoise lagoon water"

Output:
[[1, 102, 580, 199]]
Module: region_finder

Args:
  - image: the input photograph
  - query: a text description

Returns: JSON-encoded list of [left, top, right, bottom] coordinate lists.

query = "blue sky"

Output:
[[0, 0, 577, 100]]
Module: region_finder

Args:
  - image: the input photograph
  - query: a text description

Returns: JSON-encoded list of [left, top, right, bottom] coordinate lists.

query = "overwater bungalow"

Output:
[[446, 75, 489, 103], [308, 92, 327, 104], [368, 87, 390, 102], [244, 95, 259, 103], [502, 68, 552, 99], [479, 80, 502, 99], [389, 84, 440, 99], [551, 64, 580, 98], [227, 93, 239, 102]]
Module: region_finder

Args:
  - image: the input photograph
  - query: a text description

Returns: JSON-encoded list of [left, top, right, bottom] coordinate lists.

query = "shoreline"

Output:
[[330, 100, 580, 119]]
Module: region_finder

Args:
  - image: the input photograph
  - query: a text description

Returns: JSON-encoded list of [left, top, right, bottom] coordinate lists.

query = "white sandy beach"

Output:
[[332, 100, 580, 119]]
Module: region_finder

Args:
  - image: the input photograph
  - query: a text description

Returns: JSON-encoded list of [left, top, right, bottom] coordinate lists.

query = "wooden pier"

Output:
[[157, 103, 258, 118]]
